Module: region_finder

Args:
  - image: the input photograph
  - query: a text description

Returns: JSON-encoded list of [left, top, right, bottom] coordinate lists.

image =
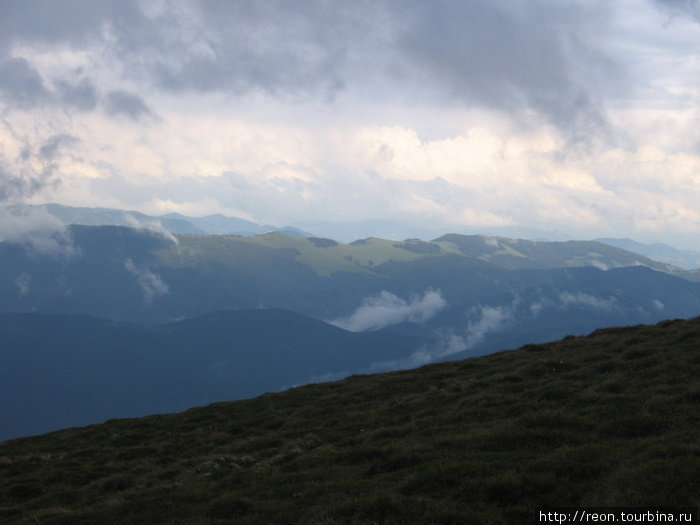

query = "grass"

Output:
[[159, 231, 689, 279], [1, 317, 699, 524]]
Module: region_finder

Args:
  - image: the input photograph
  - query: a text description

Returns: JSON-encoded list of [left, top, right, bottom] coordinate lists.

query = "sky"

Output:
[[0, 0, 699, 246]]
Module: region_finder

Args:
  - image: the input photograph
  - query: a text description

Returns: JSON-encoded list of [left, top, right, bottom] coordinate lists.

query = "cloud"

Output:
[[0, 132, 64, 204], [0, 60, 98, 112], [368, 333, 468, 373], [558, 291, 618, 311], [330, 289, 446, 332], [15, 273, 31, 297], [366, 302, 517, 372], [0, 206, 78, 258], [104, 89, 154, 120], [0, 58, 51, 109], [463, 304, 515, 349], [124, 258, 169, 303], [395, 1, 620, 140], [652, 0, 700, 21], [39, 134, 81, 160], [0, 2, 622, 137], [122, 213, 179, 247], [56, 78, 99, 112], [0, 1, 697, 247]]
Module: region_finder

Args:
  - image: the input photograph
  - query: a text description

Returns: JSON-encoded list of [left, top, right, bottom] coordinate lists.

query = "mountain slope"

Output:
[[0, 310, 431, 441], [1, 317, 698, 524], [3, 225, 700, 362], [3, 203, 305, 237], [597, 237, 700, 271], [434, 233, 686, 274]]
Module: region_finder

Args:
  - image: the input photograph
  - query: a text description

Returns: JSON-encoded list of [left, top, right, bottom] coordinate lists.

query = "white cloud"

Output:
[[124, 258, 169, 303], [463, 304, 515, 349], [367, 333, 468, 373], [123, 213, 179, 247], [329, 289, 446, 332], [366, 300, 517, 372], [558, 292, 618, 311], [15, 273, 31, 297], [0, 206, 78, 258]]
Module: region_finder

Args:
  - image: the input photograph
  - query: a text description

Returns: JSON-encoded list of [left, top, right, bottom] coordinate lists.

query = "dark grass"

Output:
[[1, 317, 699, 524]]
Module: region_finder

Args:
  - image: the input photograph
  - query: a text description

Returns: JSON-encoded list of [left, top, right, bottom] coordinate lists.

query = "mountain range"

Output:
[[0, 309, 430, 441], [596, 237, 700, 270], [3, 218, 700, 439], [6, 203, 700, 269], [3, 203, 310, 237]]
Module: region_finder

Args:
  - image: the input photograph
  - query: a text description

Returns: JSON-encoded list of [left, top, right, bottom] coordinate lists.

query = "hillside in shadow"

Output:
[[1, 317, 699, 524]]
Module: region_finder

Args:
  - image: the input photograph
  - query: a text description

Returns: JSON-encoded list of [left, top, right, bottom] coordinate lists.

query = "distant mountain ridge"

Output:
[[2, 224, 700, 358], [3, 203, 311, 237], [0, 309, 432, 441], [3, 222, 700, 443], [6, 205, 699, 273], [596, 237, 700, 270]]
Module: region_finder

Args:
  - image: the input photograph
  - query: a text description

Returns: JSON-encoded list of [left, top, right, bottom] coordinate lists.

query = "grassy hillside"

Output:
[[433, 234, 686, 275], [164, 231, 689, 278], [1, 317, 698, 524]]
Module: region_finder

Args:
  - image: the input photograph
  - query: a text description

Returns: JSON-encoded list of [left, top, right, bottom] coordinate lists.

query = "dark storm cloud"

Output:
[[0, 126, 74, 204], [0, 58, 51, 109], [2, 1, 623, 136], [395, 1, 619, 138], [0, 60, 98, 113], [56, 78, 99, 112], [652, 0, 700, 21], [39, 134, 80, 159], [104, 89, 153, 120], [0, 0, 144, 52], [128, 1, 359, 98], [143, 1, 622, 137], [0, 160, 55, 203]]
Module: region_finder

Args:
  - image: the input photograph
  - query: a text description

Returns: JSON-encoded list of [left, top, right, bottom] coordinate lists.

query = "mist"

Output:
[[330, 289, 446, 332]]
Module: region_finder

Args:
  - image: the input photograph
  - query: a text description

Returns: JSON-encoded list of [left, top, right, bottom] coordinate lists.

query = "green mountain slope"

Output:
[[433, 233, 688, 275], [1, 317, 698, 524], [165, 231, 690, 278]]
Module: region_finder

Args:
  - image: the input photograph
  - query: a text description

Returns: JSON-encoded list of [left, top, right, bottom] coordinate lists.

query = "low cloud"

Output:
[[590, 260, 609, 271], [123, 214, 179, 247], [558, 291, 618, 311], [124, 258, 169, 303], [15, 273, 31, 297], [0, 206, 78, 258], [463, 304, 516, 349], [366, 301, 516, 372], [329, 289, 446, 332], [368, 333, 467, 373]]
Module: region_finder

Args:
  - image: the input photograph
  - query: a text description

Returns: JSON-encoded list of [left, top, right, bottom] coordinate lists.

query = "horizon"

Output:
[[0, 1, 699, 249], [4, 201, 700, 252]]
